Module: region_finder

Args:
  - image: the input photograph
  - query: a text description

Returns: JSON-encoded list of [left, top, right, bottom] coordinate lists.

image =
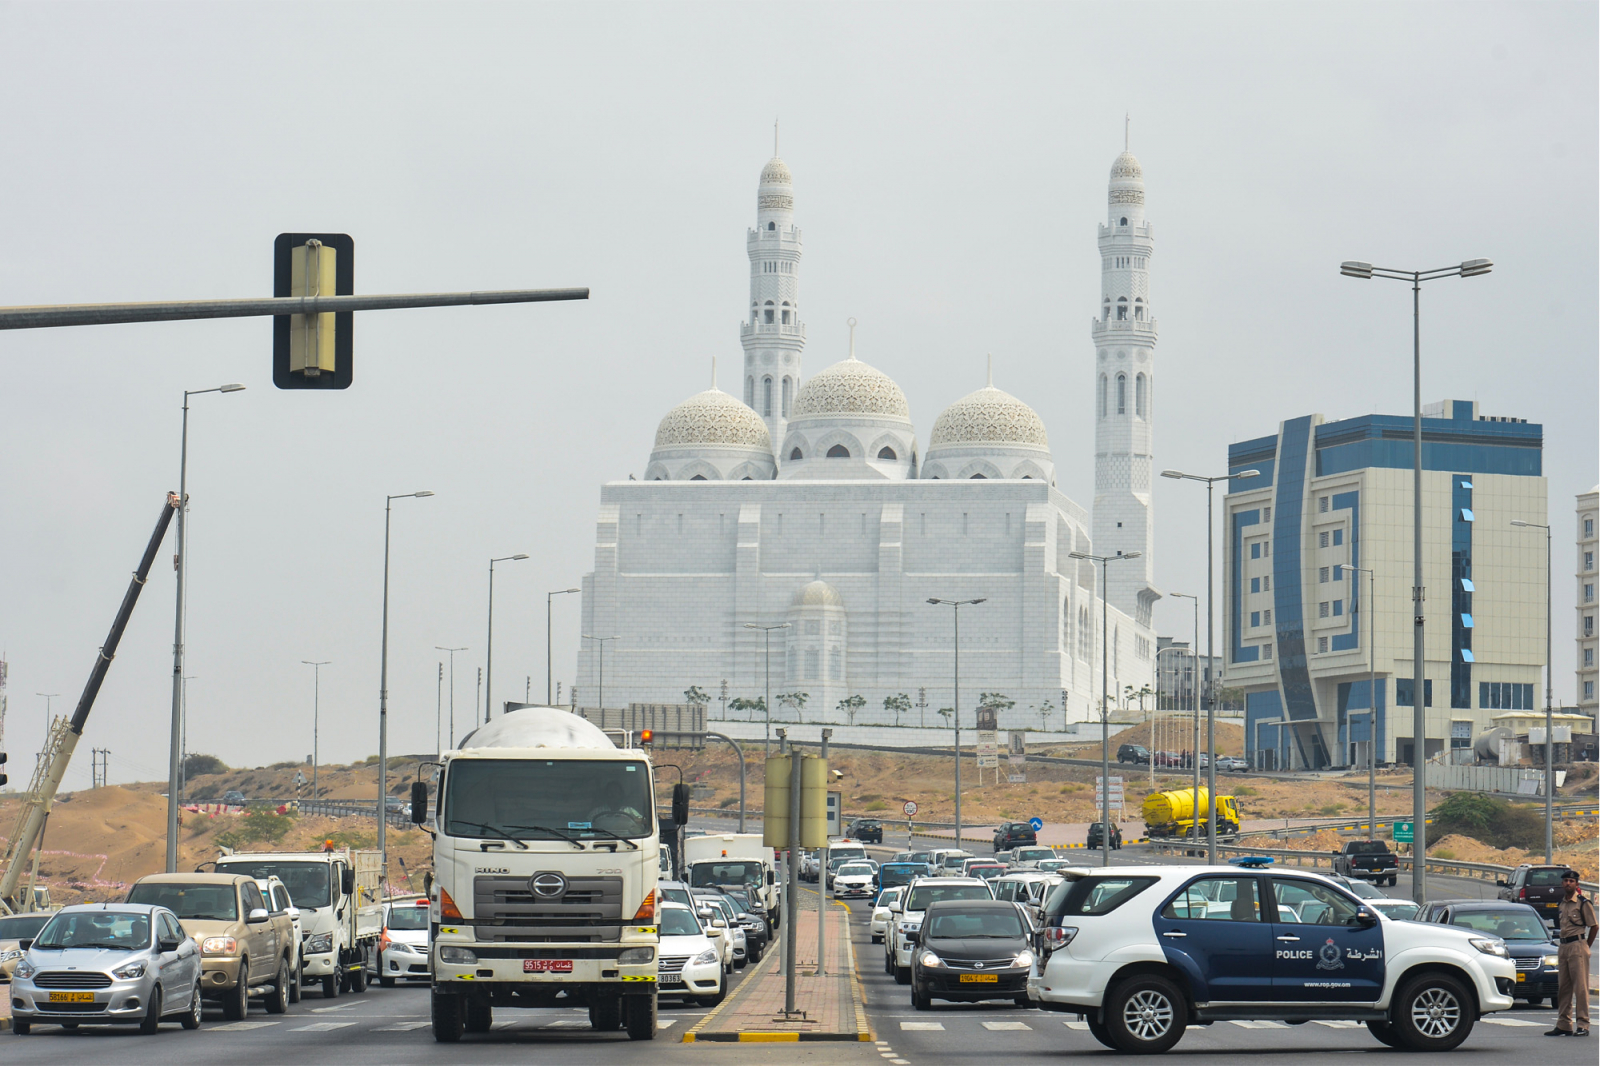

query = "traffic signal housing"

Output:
[[0, 750, 7, 788], [273, 233, 354, 389]]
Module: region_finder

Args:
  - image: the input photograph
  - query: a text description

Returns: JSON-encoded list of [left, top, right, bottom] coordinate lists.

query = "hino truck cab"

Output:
[[415, 708, 661, 1042]]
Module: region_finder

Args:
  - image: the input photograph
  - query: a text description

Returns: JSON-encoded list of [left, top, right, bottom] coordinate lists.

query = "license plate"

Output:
[[959, 973, 999, 983], [658, 973, 683, 985], [1516, 973, 1526, 982], [522, 959, 574, 973], [49, 992, 96, 1003]]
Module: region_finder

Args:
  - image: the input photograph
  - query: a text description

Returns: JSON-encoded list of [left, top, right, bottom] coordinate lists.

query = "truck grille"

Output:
[[658, 955, 689, 975], [33, 972, 113, 989], [473, 874, 625, 943]]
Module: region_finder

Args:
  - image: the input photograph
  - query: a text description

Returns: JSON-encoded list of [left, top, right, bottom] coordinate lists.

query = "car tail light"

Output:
[[1040, 925, 1078, 951], [439, 887, 463, 921], [1518, 887, 1527, 901]]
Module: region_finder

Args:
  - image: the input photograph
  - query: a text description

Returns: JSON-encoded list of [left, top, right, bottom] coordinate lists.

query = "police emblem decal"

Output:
[[1316, 938, 1345, 971]]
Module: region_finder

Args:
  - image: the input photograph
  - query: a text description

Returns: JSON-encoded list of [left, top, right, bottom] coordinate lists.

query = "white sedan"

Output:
[[870, 887, 905, 943], [378, 897, 433, 986], [657, 902, 726, 1006], [832, 863, 877, 900]]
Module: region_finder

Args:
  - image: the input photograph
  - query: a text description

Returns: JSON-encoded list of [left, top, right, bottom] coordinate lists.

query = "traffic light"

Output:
[[273, 233, 354, 389], [0, 751, 7, 788]]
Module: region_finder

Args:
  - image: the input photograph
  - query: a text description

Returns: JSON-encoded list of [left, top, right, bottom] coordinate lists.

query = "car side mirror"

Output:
[[672, 782, 690, 827], [1494, 879, 1507, 887], [1355, 909, 1378, 927], [410, 781, 428, 823], [907, 929, 921, 944], [711, 918, 727, 929], [159, 936, 183, 952], [767, 870, 776, 886], [247, 907, 270, 925], [342, 870, 356, 896], [18, 939, 32, 952]]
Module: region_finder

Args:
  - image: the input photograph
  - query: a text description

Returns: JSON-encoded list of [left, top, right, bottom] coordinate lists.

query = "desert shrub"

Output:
[[1234, 786, 1257, 796], [270, 761, 300, 771], [183, 754, 229, 778], [1320, 804, 1342, 815], [215, 806, 296, 850], [864, 799, 888, 812], [1432, 792, 1545, 850], [1433, 849, 1457, 860]]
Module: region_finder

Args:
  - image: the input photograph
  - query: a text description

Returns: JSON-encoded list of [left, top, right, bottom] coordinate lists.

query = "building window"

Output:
[[1263, 575, 1271, 591], [805, 649, 819, 677], [763, 377, 773, 415], [1263, 642, 1273, 659], [1586, 583, 1595, 603], [1134, 298, 1145, 321], [1333, 601, 1344, 617], [1263, 506, 1272, 522], [1263, 609, 1272, 623], [1318, 496, 1329, 513], [1333, 528, 1344, 546], [781, 309, 790, 324], [789, 447, 803, 461], [1116, 374, 1127, 414], [1585, 551, 1594, 571], [745, 376, 755, 406], [1135, 374, 1147, 417], [1460, 508, 1474, 522], [1250, 577, 1260, 593], [877, 446, 897, 460], [1319, 531, 1329, 548], [1099, 375, 1107, 418], [1319, 602, 1330, 618], [1251, 611, 1260, 627], [1317, 636, 1329, 653], [1460, 613, 1473, 627], [782, 376, 793, 416], [1585, 647, 1594, 667], [829, 646, 842, 679], [1319, 567, 1330, 583], [1586, 518, 1594, 536], [1333, 566, 1343, 582], [1251, 543, 1261, 560], [764, 303, 775, 324], [1585, 615, 1594, 636], [1586, 680, 1595, 700], [826, 444, 850, 458], [768, 221, 775, 231]]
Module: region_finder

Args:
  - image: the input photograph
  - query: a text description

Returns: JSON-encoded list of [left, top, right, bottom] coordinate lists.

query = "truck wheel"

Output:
[[624, 993, 657, 1040], [464, 998, 492, 1033], [431, 990, 465, 1043], [321, 972, 340, 999], [589, 997, 623, 1031], [222, 961, 249, 1021], [1390, 972, 1473, 1052], [264, 958, 290, 1014], [1104, 973, 1188, 1054]]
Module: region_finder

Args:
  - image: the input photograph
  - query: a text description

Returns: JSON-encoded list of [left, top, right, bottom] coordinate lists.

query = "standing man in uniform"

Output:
[[1546, 869, 1596, 1037]]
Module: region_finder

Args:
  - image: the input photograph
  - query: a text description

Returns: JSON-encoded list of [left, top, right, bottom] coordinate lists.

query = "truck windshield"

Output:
[[213, 861, 331, 910], [444, 758, 654, 842], [690, 861, 764, 888]]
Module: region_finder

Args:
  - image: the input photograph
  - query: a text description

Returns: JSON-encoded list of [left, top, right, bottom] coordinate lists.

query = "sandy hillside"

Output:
[[1242, 819, 1598, 883]]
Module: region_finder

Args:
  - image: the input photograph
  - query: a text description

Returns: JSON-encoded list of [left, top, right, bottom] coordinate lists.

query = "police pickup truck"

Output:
[[1027, 865, 1515, 1054]]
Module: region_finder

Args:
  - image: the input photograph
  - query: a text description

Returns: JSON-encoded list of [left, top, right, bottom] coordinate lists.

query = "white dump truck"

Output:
[[412, 708, 664, 1042], [214, 846, 383, 997], [683, 833, 780, 926]]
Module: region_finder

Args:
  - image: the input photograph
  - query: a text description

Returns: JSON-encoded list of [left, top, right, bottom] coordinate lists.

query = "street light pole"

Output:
[[1167, 592, 1200, 843], [1512, 519, 1554, 862], [1160, 468, 1259, 862], [1342, 257, 1491, 904], [548, 588, 581, 705], [379, 490, 434, 881], [484, 554, 530, 723], [1343, 565, 1377, 841], [582, 635, 620, 720], [927, 599, 985, 849], [302, 661, 330, 800], [166, 382, 244, 873], [436, 646, 467, 749], [1067, 556, 1139, 866], [744, 623, 791, 757]]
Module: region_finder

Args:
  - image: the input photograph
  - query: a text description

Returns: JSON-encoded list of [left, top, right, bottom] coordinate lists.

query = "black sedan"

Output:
[[1420, 899, 1560, 1007], [847, 819, 884, 844], [909, 900, 1033, 1009], [1086, 820, 1122, 849]]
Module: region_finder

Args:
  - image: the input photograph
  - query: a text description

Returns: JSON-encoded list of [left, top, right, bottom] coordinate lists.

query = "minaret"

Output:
[[740, 134, 806, 451], [1091, 139, 1159, 626]]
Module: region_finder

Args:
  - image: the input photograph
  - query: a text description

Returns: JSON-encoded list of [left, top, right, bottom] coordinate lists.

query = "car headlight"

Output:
[[0, 949, 21, 962], [113, 962, 147, 980], [899, 921, 921, 935], [1543, 954, 1560, 967], [202, 936, 238, 955], [692, 949, 719, 966], [304, 932, 334, 954], [437, 946, 477, 965], [1012, 950, 1034, 969], [919, 951, 943, 968], [617, 947, 654, 965], [1469, 938, 1509, 958], [13, 958, 37, 980]]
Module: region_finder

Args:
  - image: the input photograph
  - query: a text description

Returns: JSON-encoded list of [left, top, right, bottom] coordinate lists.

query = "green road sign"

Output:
[[1393, 821, 1414, 843]]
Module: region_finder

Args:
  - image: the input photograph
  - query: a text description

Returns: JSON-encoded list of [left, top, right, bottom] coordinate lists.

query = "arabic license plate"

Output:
[[1516, 973, 1526, 983], [49, 992, 96, 1003], [658, 973, 683, 985], [523, 959, 574, 973], [959, 973, 999, 983]]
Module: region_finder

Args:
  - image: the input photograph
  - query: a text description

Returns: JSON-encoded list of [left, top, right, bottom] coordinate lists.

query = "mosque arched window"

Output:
[[781, 300, 791, 325], [1102, 298, 1110, 322], [1135, 374, 1146, 418], [789, 447, 803, 461], [690, 475, 707, 481], [1134, 298, 1144, 321], [827, 444, 850, 458], [781, 376, 793, 416], [970, 473, 987, 479], [763, 377, 773, 415], [767, 221, 775, 231], [1116, 374, 1127, 415], [1099, 375, 1107, 418], [1116, 297, 1128, 321], [877, 446, 897, 461], [764, 301, 775, 325], [1119, 216, 1128, 226]]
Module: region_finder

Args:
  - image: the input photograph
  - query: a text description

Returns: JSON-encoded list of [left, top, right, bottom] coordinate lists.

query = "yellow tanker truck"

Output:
[[1142, 787, 1241, 839]]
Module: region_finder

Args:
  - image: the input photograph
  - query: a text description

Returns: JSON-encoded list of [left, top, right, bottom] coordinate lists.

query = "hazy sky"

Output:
[[1, 2, 1594, 791]]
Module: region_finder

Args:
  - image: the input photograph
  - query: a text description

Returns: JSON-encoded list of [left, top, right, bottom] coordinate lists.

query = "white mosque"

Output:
[[577, 145, 1161, 729]]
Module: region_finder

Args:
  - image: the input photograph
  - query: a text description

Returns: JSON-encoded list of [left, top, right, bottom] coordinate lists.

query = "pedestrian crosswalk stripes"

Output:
[[208, 1020, 279, 1031], [1313, 1020, 1362, 1028], [980, 1021, 1032, 1030], [899, 1021, 946, 1030], [373, 1021, 433, 1031], [290, 1021, 356, 1032], [1484, 1017, 1544, 1026]]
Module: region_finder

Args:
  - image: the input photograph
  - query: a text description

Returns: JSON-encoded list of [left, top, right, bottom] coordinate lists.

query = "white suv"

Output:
[[1027, 866, 1515, 1054], [886, 877, 994, 984]]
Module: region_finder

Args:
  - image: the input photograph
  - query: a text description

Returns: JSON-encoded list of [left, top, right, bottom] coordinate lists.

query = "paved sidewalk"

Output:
[[684, 895, 870, 1043]]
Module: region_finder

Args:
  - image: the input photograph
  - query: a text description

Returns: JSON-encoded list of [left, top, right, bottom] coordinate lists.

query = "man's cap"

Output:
[[1561, 869, 1581, 880]]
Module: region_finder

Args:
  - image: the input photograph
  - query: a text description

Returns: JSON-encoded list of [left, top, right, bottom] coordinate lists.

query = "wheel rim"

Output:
[[1409, 987, 1461, 1038], [1122, 989, 1174, 1042]]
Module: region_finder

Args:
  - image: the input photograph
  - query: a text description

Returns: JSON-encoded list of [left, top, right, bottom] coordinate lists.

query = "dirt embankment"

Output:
[[1241, 819, 1597, 883]]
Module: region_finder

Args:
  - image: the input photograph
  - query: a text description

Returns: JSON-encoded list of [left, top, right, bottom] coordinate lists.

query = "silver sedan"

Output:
[[9, 904, 204, 1035]]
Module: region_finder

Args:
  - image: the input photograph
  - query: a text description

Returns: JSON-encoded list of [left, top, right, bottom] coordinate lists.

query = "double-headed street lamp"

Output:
[[743, 623, 791, 757], [165, 381, 245, 873], [379, 490, 434, 879], [582, 634, 620, 718], [485, 554, 530, 723], [547, 588, 582, 705], [926, 599, 985, 850], [1511, 519, 1555, 863], [1067, 555, 1140, 868], [1341, 564, 1378, 842], [1160, 468, 1258, 864], [302, 660, 331, 800], [1341, 256, 1491, 904], [436, 646, 467, 751]]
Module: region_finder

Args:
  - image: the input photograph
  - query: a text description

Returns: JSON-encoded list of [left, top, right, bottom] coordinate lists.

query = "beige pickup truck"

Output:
[[127, 872, 298, 1019]]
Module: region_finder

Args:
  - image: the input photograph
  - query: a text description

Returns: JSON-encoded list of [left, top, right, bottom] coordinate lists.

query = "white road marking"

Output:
[[373, 1021, 433, 1031], [981, 1021, 1033, 1030], [899, 1021, 946, 1030], [1483, 1017, 1544, 1026], [658, 1019, 676, 1028], [1064, 1020, 1090, 1030], [891, 1060, 910, 1064], [208, 1021, 279, 1031], [1230, 1020, 1288, 1028], [311, 1003, 355, 1013], [1314, 1020, 1363, 1028], [290, 1021, 357, 1031]]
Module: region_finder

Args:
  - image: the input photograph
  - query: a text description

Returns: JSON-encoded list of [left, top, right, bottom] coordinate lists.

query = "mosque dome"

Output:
[[791, 579, 843, 608], [646, 386, 776, 482], [1110, 151, 1143, 183], [790, 356, 910, 419], [760, 157, 793, 186], [929, 385, 1049, 449]]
